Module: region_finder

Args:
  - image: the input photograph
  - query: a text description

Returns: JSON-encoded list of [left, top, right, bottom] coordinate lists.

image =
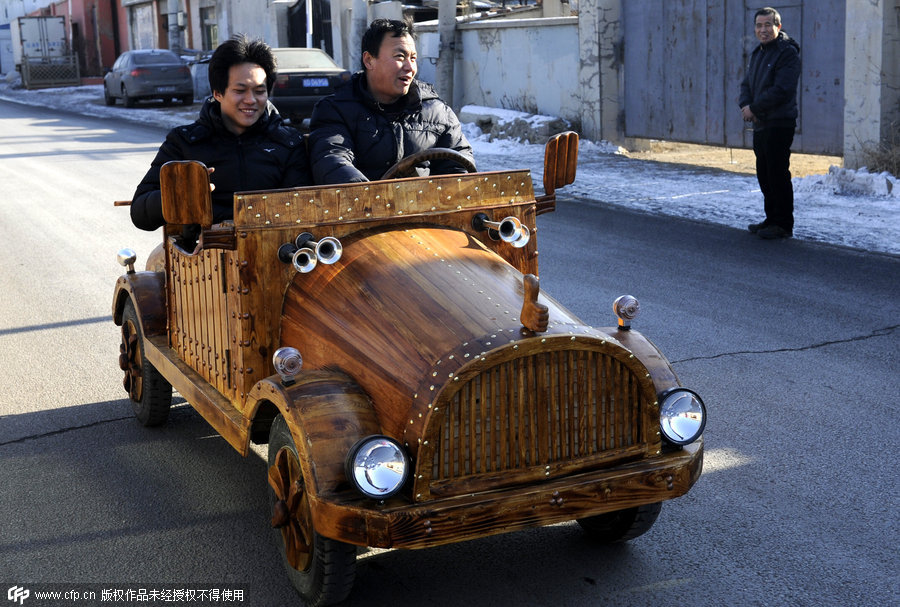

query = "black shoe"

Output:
[[757, 225, 792, 239], [748, 221, 768, 234]]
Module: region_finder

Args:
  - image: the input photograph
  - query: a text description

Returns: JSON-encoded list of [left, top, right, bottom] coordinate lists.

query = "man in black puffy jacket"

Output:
[[308, 18, 474, 185], [130, 34, 310, 231], [739, 7, 800, 240]]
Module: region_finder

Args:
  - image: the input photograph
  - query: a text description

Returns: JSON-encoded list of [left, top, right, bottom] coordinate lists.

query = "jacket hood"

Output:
[[765, 30, 800, 53]]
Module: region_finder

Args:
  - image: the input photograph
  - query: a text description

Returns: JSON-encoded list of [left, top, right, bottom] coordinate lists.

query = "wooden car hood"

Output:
[[280, 225, 595, 439]]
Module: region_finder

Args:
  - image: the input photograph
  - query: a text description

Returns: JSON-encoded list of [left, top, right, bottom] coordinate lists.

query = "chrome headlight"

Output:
[[658, 388, 706, 445], [346, 436, 409, 499]]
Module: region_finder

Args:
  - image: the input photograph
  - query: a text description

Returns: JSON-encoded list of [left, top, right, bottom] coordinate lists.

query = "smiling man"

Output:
[[131, 35, 310, 231], [308, 18, 474, 184], [739, 7, 801, 240]]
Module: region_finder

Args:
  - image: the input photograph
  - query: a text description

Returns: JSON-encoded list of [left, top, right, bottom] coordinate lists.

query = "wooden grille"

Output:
[[430, 349, 645, 489]]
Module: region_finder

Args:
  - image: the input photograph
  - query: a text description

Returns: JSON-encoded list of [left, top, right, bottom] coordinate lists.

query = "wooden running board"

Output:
[[144, 334, 250, 456]]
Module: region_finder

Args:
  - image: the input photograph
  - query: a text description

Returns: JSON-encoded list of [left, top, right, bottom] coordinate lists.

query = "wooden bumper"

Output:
[[309, 441, 703, 550]]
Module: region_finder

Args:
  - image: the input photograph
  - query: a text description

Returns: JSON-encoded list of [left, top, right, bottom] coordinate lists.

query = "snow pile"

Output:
[[460, 104, 574, 144], [794, 166, 897, 197]]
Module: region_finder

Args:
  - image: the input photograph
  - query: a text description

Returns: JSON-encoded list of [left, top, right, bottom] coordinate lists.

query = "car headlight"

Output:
[[658, 388, 706, 445], [346, 436, 409, 499]]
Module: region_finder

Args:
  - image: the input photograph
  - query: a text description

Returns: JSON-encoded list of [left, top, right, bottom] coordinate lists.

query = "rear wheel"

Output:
[[180, 94, 193, 105], [122, 86, 135, 108], [268, 414, 357, 606], [577, 502, 662, 543], [119, 299, 172, 425]]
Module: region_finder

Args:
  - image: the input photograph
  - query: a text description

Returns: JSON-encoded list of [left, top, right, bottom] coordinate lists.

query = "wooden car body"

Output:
[[112, 135, 703, 602]]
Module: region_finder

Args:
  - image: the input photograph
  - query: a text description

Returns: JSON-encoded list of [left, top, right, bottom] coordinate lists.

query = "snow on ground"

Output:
[[2, 81, 897, 256]]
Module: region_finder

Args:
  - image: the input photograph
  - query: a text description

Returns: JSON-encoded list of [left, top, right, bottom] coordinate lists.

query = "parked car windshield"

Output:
[[274, 49, 340, 69], [133, 52, 181, 65]]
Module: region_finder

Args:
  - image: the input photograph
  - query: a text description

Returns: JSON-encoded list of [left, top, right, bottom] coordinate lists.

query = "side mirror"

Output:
[[160, 160, 213, 228]]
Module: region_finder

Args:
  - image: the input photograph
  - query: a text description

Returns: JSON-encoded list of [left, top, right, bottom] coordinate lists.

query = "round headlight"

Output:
[[659, 388, 706, 445], [346, 436, 409, 499]]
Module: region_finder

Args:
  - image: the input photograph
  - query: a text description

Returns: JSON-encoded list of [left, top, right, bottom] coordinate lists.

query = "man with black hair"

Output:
[[308, 18, 474, 185], [130, 34, 310, 231], [740, 6, 801, 240]]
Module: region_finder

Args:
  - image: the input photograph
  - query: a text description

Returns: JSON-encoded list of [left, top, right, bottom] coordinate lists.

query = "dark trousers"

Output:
[[753, 126, 795, 231]]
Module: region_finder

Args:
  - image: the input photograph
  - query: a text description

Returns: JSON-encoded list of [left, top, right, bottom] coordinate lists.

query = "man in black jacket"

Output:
[[739, 7, 801, 240], [308, 18, 474, 185], [130, 35, 310, 231]]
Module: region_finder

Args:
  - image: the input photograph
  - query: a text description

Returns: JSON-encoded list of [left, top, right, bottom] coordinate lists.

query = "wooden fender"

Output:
[[245, 370, 382, 498], [111, 271, 167, 335]]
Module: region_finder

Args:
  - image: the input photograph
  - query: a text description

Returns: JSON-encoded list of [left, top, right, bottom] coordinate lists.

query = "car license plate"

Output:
[[303, 78, 328, 88], [157, 86, 176, 93]]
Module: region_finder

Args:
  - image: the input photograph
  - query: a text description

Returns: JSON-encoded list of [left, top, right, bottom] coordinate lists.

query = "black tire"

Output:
[[181, 95, 193, 105], [577, 502, 662, 543], [268, 415, 357, 606], [123, 86, 135, 108], [119, 299, 172, 425], [104, 85, 115, 106]]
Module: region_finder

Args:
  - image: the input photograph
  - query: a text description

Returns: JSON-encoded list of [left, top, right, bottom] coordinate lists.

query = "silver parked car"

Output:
[[104, 49, 194, 108]]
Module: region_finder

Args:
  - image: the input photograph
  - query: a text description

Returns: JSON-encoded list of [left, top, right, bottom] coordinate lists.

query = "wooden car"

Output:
[[112, 134, 705, 606]]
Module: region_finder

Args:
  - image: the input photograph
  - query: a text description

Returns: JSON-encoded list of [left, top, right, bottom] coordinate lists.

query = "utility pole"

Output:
[[436, 0, 456, 107], [305, 0, 313, 48], [348, 0, 368, 72], [168, 0, 183, 54]]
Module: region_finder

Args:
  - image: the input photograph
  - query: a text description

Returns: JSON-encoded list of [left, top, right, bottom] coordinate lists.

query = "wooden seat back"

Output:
[[160, 160, 213, 227], [542, 131, 579, 197]]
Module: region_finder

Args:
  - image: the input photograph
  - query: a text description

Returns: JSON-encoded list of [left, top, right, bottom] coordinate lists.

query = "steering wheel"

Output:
[[381, 148, 477, 180]]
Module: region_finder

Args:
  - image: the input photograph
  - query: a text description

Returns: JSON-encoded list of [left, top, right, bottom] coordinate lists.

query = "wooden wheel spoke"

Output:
[[120, 323, 143, 401], [267, 459, 287, 500], [270, 442, 314, 572], [283, 524, 312, 570], [296, 495, 313, 546], [118, 343, 129, 371], [286, 479, 303, 513]]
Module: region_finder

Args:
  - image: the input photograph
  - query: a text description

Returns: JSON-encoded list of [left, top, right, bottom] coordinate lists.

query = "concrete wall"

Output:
[[843, 0, 900, 167], [413, 4, 615, 144], [219, 0, 288, 47], [417, 16, 581, 128]]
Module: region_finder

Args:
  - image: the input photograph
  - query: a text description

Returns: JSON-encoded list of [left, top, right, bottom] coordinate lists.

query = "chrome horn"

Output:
[[291, 246, 318, 273], [472, 213, 531, 248], [300, 234, 343, 265], [277, 232, 343, 273]]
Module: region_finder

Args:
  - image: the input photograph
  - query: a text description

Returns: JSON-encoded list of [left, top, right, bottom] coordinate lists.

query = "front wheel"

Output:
[[119, 299, 172, 425], [268, 414, 357, 606], [577, 502, 662, 543], [104, 85, 115, 106]]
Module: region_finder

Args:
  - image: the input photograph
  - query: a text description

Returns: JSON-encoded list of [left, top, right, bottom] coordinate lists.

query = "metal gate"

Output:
[[622, 0, 845, 155]]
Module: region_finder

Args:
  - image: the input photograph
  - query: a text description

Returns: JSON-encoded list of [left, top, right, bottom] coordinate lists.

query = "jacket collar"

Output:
[[198, 97, 279, 138], [343, 71, 433, 113]]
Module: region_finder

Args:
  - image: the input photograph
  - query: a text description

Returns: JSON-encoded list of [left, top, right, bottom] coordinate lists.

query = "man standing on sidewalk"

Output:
[[739, 6, 801, 240]]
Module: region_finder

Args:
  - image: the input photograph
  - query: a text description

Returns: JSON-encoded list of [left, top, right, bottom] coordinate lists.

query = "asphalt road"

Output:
[[0, 100, 897, 607]]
